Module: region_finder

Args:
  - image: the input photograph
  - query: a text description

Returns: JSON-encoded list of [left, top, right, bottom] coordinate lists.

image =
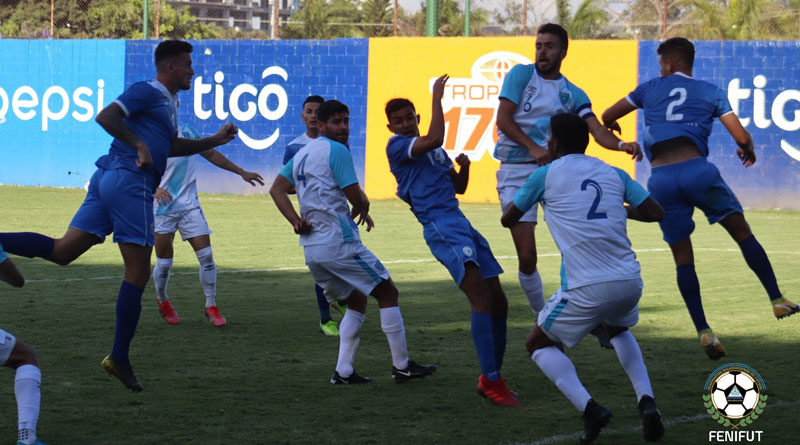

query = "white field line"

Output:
[[514, 397, 800, 445], [22, 247, 800, 284]]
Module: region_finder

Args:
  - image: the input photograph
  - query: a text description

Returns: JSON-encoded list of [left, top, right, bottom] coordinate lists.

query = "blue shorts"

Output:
[[70, 168, 156, 246], [422, 216, 503, 285], [647, 157, 742, 244]]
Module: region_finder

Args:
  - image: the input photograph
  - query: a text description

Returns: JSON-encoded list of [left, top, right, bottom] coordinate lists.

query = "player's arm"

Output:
[[626, 197, 664, 222], [601, 98, 637, 134], [201, 149, 264, 186], [0, 256, 24, 288], [496, 98, 550, 165], [269, 174, 311, 234], [95, 102, 153, 169], [448, 153, 470, 194], [409, 74, 450, 157], [586, 116, 642, 161], [171, 123, 238, 157], [501, 167, 546, 227], [501, 202, 525, 228], [719, 113, 756, 167], [342, 184, 374, 232]]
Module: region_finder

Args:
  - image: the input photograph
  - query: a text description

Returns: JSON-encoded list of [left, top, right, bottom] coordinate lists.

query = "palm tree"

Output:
[[556, 0, 613, 39]]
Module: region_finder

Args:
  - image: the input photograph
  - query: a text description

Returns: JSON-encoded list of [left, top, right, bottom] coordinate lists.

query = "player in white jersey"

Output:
[[152, 124, 264, 327], [270, 100, 437, 384], [1, 244, 46, 445], [494, 23, 642, 325], [502, 113, 665, 443]]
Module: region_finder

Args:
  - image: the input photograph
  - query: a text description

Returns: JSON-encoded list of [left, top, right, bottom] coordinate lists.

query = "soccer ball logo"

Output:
[[703, 363, 767, 428]]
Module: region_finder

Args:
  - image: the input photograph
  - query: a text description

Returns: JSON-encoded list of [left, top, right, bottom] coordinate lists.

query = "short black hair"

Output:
[[317, 100, 349, 123], [657, 37, 694, 70], [384, 98, 415, 121], [537, 23, 569, 52], [155, 40, 193, 67], [550, 113, 588, 154], [303, 95, 324, 107]]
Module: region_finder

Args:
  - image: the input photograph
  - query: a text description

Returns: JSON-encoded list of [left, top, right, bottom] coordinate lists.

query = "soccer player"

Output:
[[270, 100, 437, 384], [0, 40, 238, 392], [283, 95, 345, 337], [601, 37, 799, 360], [384, 75, 516, 406], [495, 23, 642, 320], [152, 124, 264, 327], [502, 113, 665, 443], [1, 244, 46, 445]]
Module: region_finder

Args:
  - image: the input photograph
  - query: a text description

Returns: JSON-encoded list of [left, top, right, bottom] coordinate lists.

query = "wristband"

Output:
[[617, 140, 625, 151]]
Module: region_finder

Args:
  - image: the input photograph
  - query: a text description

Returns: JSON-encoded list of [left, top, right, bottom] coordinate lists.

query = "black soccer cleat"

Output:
[[101, 355, 143, 392], [330, 370, 373, 385], [638, 395, 665, 442], [391, 360, 437, 383], [580, 399, 612, 444]]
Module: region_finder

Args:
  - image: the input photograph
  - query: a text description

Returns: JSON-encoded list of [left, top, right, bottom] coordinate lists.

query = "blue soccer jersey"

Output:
[[386, 135, 461, 224], [495, 64, 595, 162], [627, 72, 733, 161]]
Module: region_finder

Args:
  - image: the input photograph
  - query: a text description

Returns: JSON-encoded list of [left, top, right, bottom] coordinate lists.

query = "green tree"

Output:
[[283, 0, 361, 39], [556, 0, 614, 38], [361, 0, 393, 37], [412, 0, 490, 36]]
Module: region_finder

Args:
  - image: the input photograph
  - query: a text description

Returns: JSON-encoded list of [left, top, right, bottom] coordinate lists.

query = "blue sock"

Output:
[[110, 281, 143, 364], [0, 232, 54, 259], [471, 312, 498, 382], [491, 316, 507, 372], [676, 264, 709, 332], [316, 284, 331, 323], [738, 235, 782, 301]]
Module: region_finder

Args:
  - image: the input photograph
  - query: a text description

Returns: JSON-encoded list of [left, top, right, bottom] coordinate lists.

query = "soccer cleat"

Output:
[[476, 374, 520, 407], [156, 297, 180, 325], [330, 370, 373, 385], [699, 331, 726, 360], [580, 399, 613, 444], [772, 297, 800, 319], [638, 395, 665, 442], [589, 324, 614, 350], [392, 360, 437, 383], [204, 305, 227, 327], [101, 355, 143, 392], [16, 439, 47, 445], [330, 301, 347, 316], [319, 320, 340, 336]]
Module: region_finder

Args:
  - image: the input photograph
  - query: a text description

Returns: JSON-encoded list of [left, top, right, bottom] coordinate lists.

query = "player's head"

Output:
[[548, 113, 588, 158], [385, 98, 420, 138], [302, 95, 324, 135], [657, 37, 694, 76], [316, 100, 350, 144], [536, 23, 568, 77], [155, 40, 194, 92]]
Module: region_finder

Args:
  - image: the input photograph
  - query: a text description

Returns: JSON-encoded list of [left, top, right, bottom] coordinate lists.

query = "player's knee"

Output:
[[606, 325, 629, 339], [7, 341, 39, 368], [518, 253, 537, 273]]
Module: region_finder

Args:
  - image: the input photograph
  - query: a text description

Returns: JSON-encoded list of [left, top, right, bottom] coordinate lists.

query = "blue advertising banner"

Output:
[[0, 40, 125, 188], [636, 41, 800, 210]]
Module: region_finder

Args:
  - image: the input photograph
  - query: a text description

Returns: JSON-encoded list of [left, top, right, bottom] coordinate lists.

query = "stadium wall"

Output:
[[0, 39, 798, 210]]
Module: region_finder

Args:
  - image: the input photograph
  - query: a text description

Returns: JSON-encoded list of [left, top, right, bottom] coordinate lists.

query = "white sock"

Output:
[[195, 247, 217, 307], [519, 269, 545, 314], [532, 346, 591, 412], [153, 257, 173, 303], [335, 309, 365, 377], [611, 330, 654, 402], [15, 364, 41, 444], [379, 306, 409, 370]]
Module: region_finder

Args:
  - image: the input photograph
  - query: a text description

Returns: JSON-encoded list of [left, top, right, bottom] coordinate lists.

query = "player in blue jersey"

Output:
[[270, 100, 437, 384], [152, 124, 264, 327], [495, 23, 642, 326], [602, 37, 799, 360], [0, 40, 238, 391], [1, 245, 46, 445], [385, 75, 517, 406], [502, 113, 665, 443], [282, 95, 346, 337]]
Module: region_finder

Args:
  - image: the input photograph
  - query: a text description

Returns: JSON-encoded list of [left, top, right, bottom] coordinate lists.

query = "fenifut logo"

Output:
[[431, 51, 532, 161], [703, 363, 767, 429]]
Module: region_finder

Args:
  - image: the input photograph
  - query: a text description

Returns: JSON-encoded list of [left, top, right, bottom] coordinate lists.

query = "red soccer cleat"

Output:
[[156, 297, 180, 325], [204, 305, 227, 327], [476, 374, 520, 407]]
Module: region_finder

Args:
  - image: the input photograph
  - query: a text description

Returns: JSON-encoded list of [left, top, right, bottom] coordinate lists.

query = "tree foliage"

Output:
[[556, 0, 614, 38]]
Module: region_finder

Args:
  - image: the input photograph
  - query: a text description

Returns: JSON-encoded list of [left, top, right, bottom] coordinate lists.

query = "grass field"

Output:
[[1, 185, 798, 444]]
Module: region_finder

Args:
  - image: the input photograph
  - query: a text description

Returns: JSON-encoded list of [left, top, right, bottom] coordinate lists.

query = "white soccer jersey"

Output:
[[154, 125, 202, 216], [514, 154, 650, 290], [279, 136, 361, 247]]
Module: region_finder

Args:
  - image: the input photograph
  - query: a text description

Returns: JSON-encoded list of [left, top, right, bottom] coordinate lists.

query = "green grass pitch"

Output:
[[1, 185, 798, 444]]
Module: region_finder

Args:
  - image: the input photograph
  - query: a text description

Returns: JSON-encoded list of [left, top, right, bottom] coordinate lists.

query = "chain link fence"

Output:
[[1, 0, 798, 40]]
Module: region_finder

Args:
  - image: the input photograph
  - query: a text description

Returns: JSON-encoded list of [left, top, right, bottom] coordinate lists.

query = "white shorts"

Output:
[[537, 278, 643, 348], [154, 207, 213, 240], [0, 328, 17, 366], [304, 242, 390, 303], [497, 163, 539, 223]]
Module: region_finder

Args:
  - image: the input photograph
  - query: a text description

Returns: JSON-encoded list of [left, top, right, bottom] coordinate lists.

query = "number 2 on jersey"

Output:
[[581, 179, 607, 220], [666, 87, 687, 121], [296, 154, 309, 187]]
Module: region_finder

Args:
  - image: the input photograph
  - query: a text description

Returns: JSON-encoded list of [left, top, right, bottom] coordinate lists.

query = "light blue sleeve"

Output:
[[567, 82, 595, 119], [279, 157, 296, 187], [612, 167, 649, 207], [329, 143, 359, 189], [514, 165, 550, 212], [713, 85, 733, 117], [499, 64, 535, 105]]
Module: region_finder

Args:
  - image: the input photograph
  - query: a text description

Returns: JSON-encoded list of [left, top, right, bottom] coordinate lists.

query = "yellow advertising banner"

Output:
[[365, 37, 639, 203]]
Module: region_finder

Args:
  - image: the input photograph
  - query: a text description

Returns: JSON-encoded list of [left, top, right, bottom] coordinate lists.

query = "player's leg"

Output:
[[330, 288, 370, 384], [315, 283, 338, 336], [187, 234, 226, 327], [153, 231, 179, 325], [0, 223, 100, 267], [486, 276, 508, 373], [2, 333, 44, 445]]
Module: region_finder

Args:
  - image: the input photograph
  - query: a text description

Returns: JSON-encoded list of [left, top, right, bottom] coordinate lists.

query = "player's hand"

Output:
[[135, 142, 153, 169], [737, 146, 756, 167], [620, 141, 643, 161], [350, 206, 374, 231], [215, 123, 238, 145], [293, 219, 312, 235], [242, 171, 265, 186], [455, 153, 470, 168], [154, 187, 173, 205], [357, 214, 375, 232], [432, 74, 449, 101], [530, 145, 551, 166], [605, 120, 622, 134]]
